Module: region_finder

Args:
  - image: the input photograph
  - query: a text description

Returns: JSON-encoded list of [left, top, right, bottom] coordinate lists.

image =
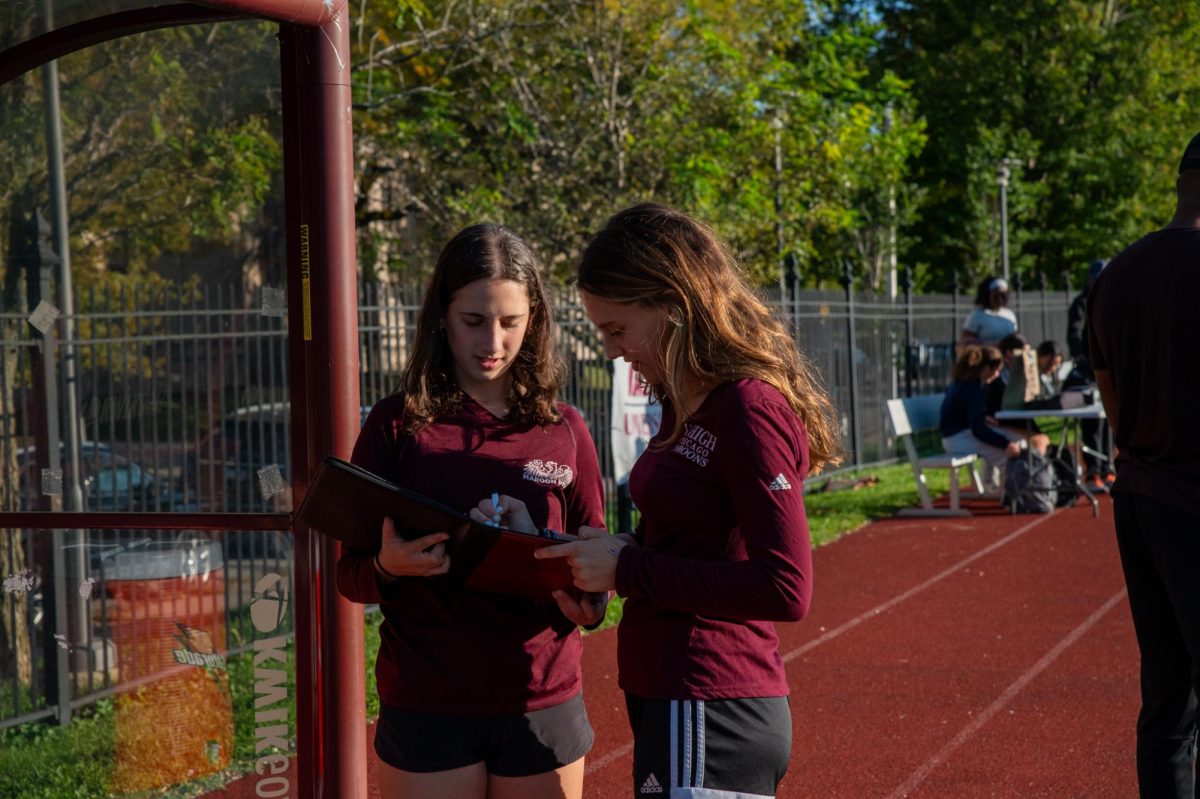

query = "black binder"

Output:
[[294, 456, 577, 600]]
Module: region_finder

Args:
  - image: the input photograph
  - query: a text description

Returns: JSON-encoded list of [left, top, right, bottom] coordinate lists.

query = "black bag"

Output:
[[1047, 444, 1080, 508], [1002, 452, 1057, 513]]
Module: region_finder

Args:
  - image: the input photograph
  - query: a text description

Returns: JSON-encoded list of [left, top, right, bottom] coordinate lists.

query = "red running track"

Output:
[[210, 495, 1139, 798], [582, 495, 1138, 799]]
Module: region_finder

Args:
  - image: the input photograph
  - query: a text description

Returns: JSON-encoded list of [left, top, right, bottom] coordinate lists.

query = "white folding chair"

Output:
[[887, 394, 985, 517]]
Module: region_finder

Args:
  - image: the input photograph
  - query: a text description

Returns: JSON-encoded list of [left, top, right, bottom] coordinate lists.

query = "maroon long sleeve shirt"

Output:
[[336, 394, 604, 715], [616, 379, 813, 700]]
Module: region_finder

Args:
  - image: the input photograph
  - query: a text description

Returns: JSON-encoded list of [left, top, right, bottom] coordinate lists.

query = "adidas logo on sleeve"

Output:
[[639, 772, 664, 794], [767, 473, 792, 491]]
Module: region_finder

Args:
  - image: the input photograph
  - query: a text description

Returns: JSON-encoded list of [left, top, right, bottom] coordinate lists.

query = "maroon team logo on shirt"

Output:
[[673, 423, 717, 467], [522, 459, 574, 488]]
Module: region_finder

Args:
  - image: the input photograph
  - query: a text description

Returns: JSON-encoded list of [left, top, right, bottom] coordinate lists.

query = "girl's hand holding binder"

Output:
[[534, 526, 626, 592], [375, 516, 451, 580]]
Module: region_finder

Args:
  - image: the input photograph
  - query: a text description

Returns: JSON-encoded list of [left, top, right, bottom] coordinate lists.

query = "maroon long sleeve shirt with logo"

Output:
[[616, 379, 813, 700], [335, 394, 604, 716]]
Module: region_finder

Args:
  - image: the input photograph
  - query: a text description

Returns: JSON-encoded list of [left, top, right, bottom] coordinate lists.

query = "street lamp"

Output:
[[995, 158, 1021, 282], [885, 102, 897, 303]]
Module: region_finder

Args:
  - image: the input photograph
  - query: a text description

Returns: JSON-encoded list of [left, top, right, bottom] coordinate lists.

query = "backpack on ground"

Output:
[[1002, 452, 1057, 514]]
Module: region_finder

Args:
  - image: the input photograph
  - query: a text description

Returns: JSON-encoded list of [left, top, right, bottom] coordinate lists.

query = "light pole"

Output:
[[885, 102, 898, 303], [41, 0, 86, 722], [995, 158, 1021, 282]]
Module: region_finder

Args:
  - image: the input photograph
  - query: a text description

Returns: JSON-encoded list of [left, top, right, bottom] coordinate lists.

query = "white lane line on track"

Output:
[[782, 511, 1057, 664], [883, 587, 1128, 799], [585, 741, 635, 776], [588, 511, 1059, 776]]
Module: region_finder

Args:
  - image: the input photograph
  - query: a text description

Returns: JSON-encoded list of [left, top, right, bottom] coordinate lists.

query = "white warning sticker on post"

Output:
[[257, 464, 286, 500], [28, 300, 62, 334]]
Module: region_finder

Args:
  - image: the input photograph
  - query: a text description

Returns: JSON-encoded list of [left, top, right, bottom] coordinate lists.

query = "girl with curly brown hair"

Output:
[[337, 223, 605, 799]]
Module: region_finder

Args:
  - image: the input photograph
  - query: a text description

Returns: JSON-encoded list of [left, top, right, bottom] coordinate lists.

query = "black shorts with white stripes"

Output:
[[625, 694, 791, 798]]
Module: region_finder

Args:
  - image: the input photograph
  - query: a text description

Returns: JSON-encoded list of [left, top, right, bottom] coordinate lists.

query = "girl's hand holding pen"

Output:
[[375, 516, 451, 580], [534, 526, 626, 592], [468, 493, 536, 535]]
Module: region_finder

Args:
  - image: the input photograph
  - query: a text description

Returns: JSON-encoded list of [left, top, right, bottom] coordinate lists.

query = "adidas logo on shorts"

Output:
[[767, 472, 792, 491], [640, 772, 664, 794]]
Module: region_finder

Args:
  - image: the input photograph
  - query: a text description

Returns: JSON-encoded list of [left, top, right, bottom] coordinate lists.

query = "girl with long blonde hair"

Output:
[[528, 202, 839, 797]]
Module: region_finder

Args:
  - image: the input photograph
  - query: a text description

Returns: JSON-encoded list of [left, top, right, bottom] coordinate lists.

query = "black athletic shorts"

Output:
[[374, 693, 593, 777], [625, 694, 791, 798]]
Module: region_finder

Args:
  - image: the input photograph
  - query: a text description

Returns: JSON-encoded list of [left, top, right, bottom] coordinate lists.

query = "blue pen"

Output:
[[491, 492, 502, 525]]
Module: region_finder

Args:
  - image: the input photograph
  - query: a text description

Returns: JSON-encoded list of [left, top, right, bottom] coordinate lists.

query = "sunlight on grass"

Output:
[[804, 462, 953, 546]]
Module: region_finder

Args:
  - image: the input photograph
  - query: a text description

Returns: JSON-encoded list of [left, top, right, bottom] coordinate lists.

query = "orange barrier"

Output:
[[106, 540, 233, 793]]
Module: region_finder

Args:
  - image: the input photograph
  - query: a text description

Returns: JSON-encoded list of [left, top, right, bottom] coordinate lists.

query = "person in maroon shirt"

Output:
[[336, 224, 606, 799], [1088, 133, 1200, 799], [527, 203, 838, 798]]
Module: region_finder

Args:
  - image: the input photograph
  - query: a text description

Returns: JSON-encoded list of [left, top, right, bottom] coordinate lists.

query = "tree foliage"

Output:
[[349, 0, 924, 288], [7, 1, 1198, 297], [1, 20, 282, 294], [878, 0, 1200, 291]]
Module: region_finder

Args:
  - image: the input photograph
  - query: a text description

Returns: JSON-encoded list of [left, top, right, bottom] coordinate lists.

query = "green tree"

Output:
[[879, 0, 1200, 291], [349, 0, 925, 288]]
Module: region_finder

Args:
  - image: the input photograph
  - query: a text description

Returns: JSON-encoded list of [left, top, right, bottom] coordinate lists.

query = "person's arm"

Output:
[[966, 382, 1012, 448], [335, 404, 406, 605], [1066, 295, 1086, 359], [1086, 276, 1116, 436], [959, 309, 984, 353], [1094, 369, 1118, 438], [558, 408, 611, 628], [614, 401, 812, 623], [986, 375, 1005, 416]]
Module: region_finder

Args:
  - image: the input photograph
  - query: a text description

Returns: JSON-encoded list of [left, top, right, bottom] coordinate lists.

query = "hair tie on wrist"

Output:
[[374, 553, 401, 581]]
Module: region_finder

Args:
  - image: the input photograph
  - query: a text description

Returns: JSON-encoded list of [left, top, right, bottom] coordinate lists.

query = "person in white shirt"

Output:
[[959, 276, 1019, 352]]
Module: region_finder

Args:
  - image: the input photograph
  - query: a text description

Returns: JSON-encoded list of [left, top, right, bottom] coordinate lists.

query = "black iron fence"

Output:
[[0, 277, 1077, 729]]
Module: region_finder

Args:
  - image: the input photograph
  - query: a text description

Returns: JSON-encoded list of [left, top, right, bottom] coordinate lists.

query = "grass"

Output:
[[0, 699, 116, 798], [0, 458, 953, 796], [803, 461, 953, 547], [0, 611, 298, 799]]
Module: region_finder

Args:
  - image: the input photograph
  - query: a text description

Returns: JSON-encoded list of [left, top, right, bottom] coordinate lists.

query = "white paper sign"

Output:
[[28, 300, 61, 334], [41, 468, 63, 496], [610, 359, 661, 485], [261, 286, 287, 317], [257, 464, 286, 500]]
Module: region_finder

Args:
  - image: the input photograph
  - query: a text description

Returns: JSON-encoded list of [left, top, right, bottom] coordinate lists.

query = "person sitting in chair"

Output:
[[941, 345, 1049, 490]]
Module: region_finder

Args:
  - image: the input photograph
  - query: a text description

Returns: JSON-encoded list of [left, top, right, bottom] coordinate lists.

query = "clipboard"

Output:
[[294, 456, 577, 600]]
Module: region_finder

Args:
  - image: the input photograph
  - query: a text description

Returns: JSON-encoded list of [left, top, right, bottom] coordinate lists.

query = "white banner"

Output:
[[610, 359, 662, 485]]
